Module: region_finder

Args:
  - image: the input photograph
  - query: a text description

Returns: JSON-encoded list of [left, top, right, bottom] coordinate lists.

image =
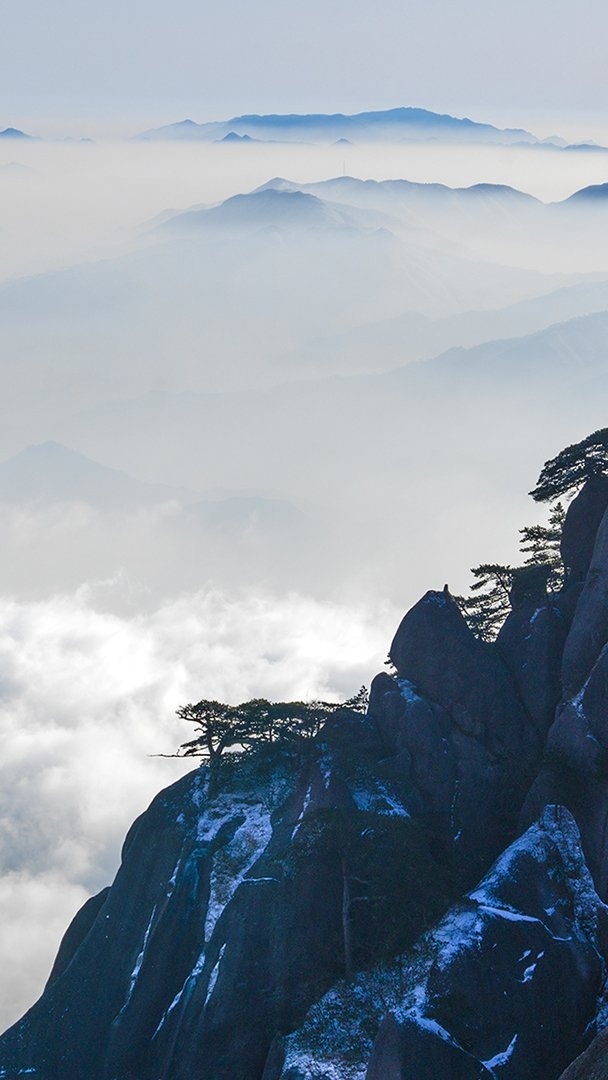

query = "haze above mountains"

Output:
[[4, 107, 608, 623], [3, 103, 608, 1028]]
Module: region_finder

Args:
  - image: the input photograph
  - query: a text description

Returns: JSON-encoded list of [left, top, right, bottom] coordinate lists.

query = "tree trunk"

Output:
[[341, 857, 354, 981]]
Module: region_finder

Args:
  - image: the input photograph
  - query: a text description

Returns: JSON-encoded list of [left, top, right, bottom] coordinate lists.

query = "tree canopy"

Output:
[[519, 500, 565, 591], [456, 563, 514, 641], [530, 428, 608, 503], [457, 502, 566, 640], [176, 686, 369, 761]]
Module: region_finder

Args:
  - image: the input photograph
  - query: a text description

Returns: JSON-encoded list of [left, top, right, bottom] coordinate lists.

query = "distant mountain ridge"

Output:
[[0, 441, 195, 508], [564, 182, 608, 204], [0, 127, 32, 139], [161, 174, 608, 234], [163, 188, 354, 233], [136, 106, 556, 146]]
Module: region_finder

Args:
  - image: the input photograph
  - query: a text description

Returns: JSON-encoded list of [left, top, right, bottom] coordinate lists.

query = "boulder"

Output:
[[496, 598, 569, 737], [523, 655, 608, 899], [274, 807, 608, 1080], [382, 592, 540, 882], [367, 1013, 492, 1079], [562, 505, 608, 695], [561, 476, 608, 584], [389, 591, 535, 763]]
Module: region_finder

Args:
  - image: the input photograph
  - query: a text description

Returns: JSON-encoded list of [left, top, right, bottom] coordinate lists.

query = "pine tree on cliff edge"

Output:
[[530, 427, 608, 503]]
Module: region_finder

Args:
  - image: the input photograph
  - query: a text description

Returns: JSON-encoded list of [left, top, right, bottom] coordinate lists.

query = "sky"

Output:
[[3, 0, 608, 140]]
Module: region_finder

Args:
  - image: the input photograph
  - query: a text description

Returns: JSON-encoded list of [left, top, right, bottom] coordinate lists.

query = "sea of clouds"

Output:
[[0, 585, 396, 1027]]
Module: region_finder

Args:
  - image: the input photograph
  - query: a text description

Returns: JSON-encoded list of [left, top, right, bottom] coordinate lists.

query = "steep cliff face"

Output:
[[378, 590, 539, 884], [271, 808, 606, 1080], [560, 476, 608, 585], [524, 494, 608, 902], [0, 723, 454, 1080], [3, 477, 608, 1079]]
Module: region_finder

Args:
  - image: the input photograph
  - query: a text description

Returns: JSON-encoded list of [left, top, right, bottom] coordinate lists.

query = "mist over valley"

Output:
[[3, 106, 608, 1041]]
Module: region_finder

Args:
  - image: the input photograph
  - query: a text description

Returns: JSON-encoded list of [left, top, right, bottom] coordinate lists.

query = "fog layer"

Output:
[[2, 130, 608, 1028]]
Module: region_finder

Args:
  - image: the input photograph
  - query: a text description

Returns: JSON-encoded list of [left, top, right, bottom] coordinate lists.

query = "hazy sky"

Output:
[[3, 0, 608, 139]]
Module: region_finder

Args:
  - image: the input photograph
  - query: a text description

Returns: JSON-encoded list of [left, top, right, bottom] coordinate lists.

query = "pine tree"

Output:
[[519, 501, 565, 590], [456, 563, 513, 641], [458, 504, 566, 640], [176, 689, 368, 760], [530, 428, 608, 502]]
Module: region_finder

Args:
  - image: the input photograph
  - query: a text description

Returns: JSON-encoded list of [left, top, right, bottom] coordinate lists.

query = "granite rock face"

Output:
[[560, 476, 608, 584], [272, 808, 607, 1080], [5, 473, 608, 1078], [523, 642, 608, 899], [376, 591, 539, 883], [522, 502, 608, 903], [496, 597, 570, 738], [0, 729, 452, 1080], [562, 504, 608, 697]]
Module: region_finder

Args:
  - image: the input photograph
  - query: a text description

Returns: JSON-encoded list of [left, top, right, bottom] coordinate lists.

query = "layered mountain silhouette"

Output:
[[137, 106, 562, 147], [563, 182, 608, 205], [163, 188, 362, 232]]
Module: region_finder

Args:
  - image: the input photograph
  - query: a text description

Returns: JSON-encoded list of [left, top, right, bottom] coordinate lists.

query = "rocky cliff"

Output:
[[3, 476, 608, 1078]]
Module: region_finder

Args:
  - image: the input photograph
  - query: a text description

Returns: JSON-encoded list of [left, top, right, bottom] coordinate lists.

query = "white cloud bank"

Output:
[[0, 585, 398, 1030]]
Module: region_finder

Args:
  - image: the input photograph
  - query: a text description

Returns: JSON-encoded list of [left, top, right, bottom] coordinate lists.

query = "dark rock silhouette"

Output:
[[560, 476, 608, 584], [523, 640, 608, 898], [367, 1013, 493, 1079], [561, 502, 608, 695], [496, 596, 569, 736], [523, 497, 608, 911], [273, 808, 607, 1080], [5, 464, 608, 1077], [0, 729, 452, 1079], [382, 590, 539, 881]]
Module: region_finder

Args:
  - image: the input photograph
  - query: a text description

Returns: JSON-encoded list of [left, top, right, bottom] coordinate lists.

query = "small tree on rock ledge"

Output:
[[176, 687, 369, 762], [530, 428, 608, 503]]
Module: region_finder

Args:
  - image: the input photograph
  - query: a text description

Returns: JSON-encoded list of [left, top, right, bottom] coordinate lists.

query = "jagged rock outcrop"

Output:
[[270, 808, 608, 1080], [560, 476, 608, 584], [496, 596, 569, 737], [371, 591, 539, 882], [6, 463, 608, 1079], [0, 723, 453, 1080], [562, 503, 608, 696], [521, 500, 608, 903], [46, 886, 110, 988], [523, 641, 608, 898]]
